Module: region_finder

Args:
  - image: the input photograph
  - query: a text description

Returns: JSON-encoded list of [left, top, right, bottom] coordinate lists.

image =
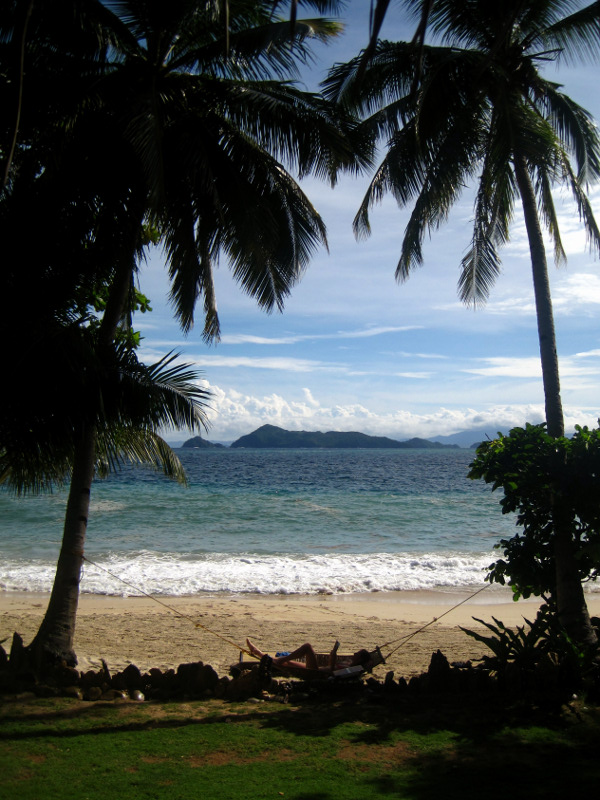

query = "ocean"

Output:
[[0, 447, 543, 598]]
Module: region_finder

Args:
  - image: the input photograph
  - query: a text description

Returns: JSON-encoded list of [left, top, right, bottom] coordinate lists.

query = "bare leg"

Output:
[[246, 638, 265, 659], [247, 639, 320, 669], [277, 643, 319, 670]]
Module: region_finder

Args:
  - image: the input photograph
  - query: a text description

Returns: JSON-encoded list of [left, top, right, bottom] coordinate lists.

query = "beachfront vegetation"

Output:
[[0, 0, 367, 671], [323, 0, 600, 647], [1, 694, 600, 800], [469, 423, 600, 597]]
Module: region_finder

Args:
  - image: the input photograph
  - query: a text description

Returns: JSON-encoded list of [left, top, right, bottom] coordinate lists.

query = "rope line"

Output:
[[81, 555, 250, 656], [380, 584, 491, 659], [81, 554, 490, 663]]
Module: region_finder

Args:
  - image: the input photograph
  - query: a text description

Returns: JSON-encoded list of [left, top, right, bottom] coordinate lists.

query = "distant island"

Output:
[[180, 436, 225, 449], [227, 424, 460, 449]]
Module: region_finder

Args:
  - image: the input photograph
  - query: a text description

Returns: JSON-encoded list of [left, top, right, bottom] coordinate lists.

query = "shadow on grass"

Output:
[[0, 689, 586, 744], [2, 693, 599, 799], [359, 729, 600, 799]]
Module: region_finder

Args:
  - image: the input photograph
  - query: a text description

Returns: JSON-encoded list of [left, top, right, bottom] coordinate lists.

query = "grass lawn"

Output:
[[1, 690, 599, 800]]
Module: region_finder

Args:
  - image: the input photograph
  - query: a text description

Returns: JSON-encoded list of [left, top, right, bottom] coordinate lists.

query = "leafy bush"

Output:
[[468, 423, 600, 599], [462, 604, 600, 696]]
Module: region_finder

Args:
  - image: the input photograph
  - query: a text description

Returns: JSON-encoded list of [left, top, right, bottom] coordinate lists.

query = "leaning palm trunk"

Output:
[[28, 423, 97, 667], [28, 257, 137, 669], [514, 156, 597, 647]]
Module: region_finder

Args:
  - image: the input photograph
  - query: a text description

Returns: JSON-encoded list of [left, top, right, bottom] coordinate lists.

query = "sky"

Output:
[[135, 1, 600, 444]]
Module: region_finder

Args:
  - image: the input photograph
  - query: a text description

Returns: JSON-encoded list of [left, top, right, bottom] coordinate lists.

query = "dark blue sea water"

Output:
[[0, 448, 524, 596]]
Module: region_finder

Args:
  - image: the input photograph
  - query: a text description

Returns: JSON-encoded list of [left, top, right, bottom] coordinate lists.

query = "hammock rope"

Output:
[[81, 554, 251, 656], [378, 584, 491, 660], [80, 554, 491, 663]]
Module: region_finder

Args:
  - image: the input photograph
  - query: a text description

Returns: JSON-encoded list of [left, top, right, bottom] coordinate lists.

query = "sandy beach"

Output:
[[3, 589, 599, 680]]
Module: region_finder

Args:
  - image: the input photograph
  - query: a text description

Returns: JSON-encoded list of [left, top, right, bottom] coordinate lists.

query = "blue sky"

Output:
[[136, 1, 600, 444]]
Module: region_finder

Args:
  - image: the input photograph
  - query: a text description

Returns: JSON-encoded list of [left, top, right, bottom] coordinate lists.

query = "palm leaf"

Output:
[[539, 1, 600, 65]]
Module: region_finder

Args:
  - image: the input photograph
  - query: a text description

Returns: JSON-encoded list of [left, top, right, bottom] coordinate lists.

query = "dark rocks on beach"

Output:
[[0, 646, 494, 702], [176, 661, 219, 696], [426, 649, 452, 693], [112, 663, 143, 691], [1, 634, 594, 704], [86, 686, 103, 701]]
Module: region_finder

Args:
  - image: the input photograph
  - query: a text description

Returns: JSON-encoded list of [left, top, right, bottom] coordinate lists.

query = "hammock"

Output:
[[231, 646, 386, 681]]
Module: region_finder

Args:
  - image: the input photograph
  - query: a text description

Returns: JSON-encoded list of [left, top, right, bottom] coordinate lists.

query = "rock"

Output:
[[128, 688, 145, 702], [63, 686, 83, 700], [100, 659, 111, 683], [176, 661, 219, 696], [8, 632, 27, 674], [85, 686, 103, 701], [100, 689, 127, 701], [55, 664, 80, 687], [80, 669, 104, 691], [427, 649, 452, 692], [112, 663, 143, 691]]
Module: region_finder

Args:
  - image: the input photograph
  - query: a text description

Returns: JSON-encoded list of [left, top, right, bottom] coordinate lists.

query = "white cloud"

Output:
[[463, 357, 543, 378], [219, 324, 421, 346], [464, 356, 598, 379], [396, 351, 449, 360], [302, 388, 320, 407], [189, 355, 341, 373], [187, 383, 600, 443], [575, 348, 600, 358], [552, 273, 600, 311]]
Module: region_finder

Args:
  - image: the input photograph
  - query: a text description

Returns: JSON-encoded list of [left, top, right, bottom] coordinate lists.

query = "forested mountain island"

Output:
[[181, 436, 226, 449], [181, 424, 461, 449]]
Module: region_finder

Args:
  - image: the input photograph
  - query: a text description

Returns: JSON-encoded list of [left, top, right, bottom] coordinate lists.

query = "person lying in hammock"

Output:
[[246, 638, 371, 673]]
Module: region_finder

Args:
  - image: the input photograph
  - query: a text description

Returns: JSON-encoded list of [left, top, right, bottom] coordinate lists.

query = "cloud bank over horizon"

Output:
[[173, 380, 599, 444]]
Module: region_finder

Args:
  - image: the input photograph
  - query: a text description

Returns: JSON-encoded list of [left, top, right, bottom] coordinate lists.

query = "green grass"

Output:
[[1, 693, 599, 800]]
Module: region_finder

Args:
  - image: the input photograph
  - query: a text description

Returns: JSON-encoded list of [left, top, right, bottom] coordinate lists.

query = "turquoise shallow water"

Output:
[[0, 448, 522, 596]]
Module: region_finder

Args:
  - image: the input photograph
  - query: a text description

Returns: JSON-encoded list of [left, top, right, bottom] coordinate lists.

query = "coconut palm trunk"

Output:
[[28, 251, 137, 667], [29, 423, 97, 667], [513, 157, 564, 440], [514, 155, 597, 646]]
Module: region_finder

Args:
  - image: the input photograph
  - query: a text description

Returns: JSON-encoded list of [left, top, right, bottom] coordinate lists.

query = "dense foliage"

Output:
[[469, 423, 600, 600]]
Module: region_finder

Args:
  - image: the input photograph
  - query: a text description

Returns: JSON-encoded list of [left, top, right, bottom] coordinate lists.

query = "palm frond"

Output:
[[539, 83, 600, 185], [324, 39, 419, 114], [161, 107, 328, 325], [458, 221, 502, 308], [211, 78, 372, 180], [540, 1, 600, 65], [0, 325, 211, 494], [563, 157, 600, 258], [458, 137, 515, 306], [174, 16, 342, 81], [535, 162, 567, 266], [95, 427, 188, 485]]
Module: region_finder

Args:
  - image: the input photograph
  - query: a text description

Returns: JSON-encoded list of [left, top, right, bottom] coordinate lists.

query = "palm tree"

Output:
[[1, 0, 370, 668], [324, 0, 600, 645], [2, 0, 366, 336], [30, 346, 211, 668]]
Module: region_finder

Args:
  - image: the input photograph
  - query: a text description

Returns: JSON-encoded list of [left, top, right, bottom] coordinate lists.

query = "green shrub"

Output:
[[468, 423, 600, 599]]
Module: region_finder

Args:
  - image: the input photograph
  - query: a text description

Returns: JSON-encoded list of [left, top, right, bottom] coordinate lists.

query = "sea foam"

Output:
[[1, 550, 505, 596]]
